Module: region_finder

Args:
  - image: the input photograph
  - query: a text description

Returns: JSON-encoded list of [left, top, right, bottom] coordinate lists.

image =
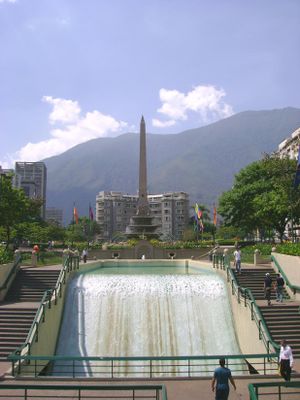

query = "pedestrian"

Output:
[[264, 273, 273, 306], [233, 247, 242, 274], [212, 358, 236, 400], [279, 339, 293, 381], [276, 273, 285, 303], [82, 248, 88, 263]]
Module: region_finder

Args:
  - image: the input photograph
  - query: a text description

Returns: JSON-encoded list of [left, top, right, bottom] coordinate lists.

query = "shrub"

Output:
[[276, 243, 300, 256], [0, 247, 13, 264]]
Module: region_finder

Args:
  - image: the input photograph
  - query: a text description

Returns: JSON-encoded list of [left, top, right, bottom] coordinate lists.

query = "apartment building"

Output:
[[96, 191, 189, 240], [278, 127, 300, 159]]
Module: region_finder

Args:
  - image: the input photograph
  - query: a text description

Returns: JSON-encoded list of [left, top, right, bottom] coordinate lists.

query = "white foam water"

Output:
[[54, 264, 241, 376]]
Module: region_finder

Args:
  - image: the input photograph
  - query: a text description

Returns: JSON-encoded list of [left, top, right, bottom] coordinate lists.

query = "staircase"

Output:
[[233, 268, 300, 357], [0, 308, 36, 359], [260, 305, 300, 357], [233, 268, 289, 300], [0, 267, 60, 360], [5, 268, 60, 302]]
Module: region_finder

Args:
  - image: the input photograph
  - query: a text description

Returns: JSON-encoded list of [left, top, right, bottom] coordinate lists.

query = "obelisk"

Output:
[[125, 116, 159, 238], [137, 116, 150, 215]]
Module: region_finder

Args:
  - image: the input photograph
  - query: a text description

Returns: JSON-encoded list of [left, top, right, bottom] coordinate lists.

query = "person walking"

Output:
[[264, 273, 273, 306], [82, 249, 88, 263], [276, 273, 285, 303], [233, 247, 242, 274], [279, 339, 293, 381], [211, 357, 236, 400]]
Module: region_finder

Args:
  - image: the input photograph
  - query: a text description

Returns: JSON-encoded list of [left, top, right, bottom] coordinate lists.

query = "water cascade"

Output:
[[55, 264, 241, 376]]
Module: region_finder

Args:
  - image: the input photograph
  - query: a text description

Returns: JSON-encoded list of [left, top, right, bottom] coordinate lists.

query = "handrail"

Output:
[[248, 381, 300, 400], [271, 254, 300, 295], [226, 255, 279, 354], [9, 255, 80, 360], [193, 245, 220, 260], [0, 252, 21, 291], [8, 255, 278, 378], [0, 383, 168, 400], [213, 254, 280, 356], [7, 352, 277, 378], [7, 352, 277, 362]]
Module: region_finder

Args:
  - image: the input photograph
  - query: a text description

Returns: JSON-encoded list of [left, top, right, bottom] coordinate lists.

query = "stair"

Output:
[[233, 268, 289, 300], [260, 305, 300, 356], [0, 267, 61, 360], [233, 268, 300, 357], [5, 269, 60, 302], [0, 308, 36, 359]]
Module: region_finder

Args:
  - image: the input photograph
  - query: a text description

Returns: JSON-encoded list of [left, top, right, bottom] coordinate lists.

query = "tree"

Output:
[[65, 217, 101, 244], [0, 175, 42, 249], [218, 155, 300, 241]]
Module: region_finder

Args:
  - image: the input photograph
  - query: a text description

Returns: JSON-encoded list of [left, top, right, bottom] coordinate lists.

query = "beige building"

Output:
[[277, 127, 300, 159], [96, 191, 189, 241], [277, 127, 300, 239]]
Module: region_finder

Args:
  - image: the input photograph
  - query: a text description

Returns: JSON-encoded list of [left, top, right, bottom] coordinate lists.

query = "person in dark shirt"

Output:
[[276, 273, 285, 303], [211, 358, 236, 400], [264, 273, 273, 306]]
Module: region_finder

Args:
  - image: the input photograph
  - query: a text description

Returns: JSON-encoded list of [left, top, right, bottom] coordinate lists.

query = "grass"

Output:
[[21, 252, 63, 267]]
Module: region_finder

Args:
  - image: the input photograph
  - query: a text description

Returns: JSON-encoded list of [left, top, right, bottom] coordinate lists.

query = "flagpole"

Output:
[[72, 202, 75, 247]]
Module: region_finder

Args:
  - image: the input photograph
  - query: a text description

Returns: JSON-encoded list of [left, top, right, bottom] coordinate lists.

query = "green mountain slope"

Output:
[[44, 107, 300, 223]]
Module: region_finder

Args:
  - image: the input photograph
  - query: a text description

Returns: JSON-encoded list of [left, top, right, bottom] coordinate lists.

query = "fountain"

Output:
[[54, 262, 241, 376]]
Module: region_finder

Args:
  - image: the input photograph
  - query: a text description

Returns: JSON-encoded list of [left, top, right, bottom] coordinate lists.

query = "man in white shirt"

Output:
[[233, 248, 241, 274], [279, 339, 293, 381]]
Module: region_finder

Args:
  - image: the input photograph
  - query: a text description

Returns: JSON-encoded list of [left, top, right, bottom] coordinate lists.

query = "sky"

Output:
[[1, 0, 300, 168]]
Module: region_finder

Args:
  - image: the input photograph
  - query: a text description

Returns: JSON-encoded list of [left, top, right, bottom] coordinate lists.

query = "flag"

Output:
[[194, 203, 199, 216], [89, 204, 94, 221], [199, 218, 204, 231], [294, 145, 300, 188], [213, 205, 217, 226], [73, 205, 79, 224]]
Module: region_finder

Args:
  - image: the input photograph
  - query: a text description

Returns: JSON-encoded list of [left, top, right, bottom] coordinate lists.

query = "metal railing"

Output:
[[0, 384, 168, 400], [271, 254, 300, 295], [248, 381, 300, 400], [8, 353, 277, 378], [213, 254, 280, 357], [9, 255, 80, 365], [8, 255, 278, 378]]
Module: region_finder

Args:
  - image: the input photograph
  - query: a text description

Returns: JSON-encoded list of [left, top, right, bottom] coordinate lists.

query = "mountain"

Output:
[[44, 107, 300, 223]]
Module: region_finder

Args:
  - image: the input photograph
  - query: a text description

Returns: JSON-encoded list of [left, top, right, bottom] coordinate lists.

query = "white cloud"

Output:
[[43, 96, 81, 124], [2, 96, 128, 166], [153, 85, 234, 128], [0, 0, 17, 3], [152, 118, 176, 128]]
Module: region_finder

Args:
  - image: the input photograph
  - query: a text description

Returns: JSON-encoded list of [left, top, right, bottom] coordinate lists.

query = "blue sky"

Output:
[[1, 0, 300, 167]]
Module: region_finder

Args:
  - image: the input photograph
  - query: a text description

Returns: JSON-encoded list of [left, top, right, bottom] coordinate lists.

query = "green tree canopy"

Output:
[[65, 217, 101, 244], [0, 175, 43, 248], [218, 155, 300, 241]]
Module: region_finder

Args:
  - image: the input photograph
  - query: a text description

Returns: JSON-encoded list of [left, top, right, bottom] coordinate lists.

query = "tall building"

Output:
[[14, 162, 47, 219], [96, 190, 189, 241], [45, 207, 63, 226]]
